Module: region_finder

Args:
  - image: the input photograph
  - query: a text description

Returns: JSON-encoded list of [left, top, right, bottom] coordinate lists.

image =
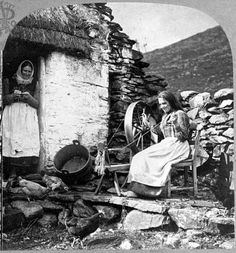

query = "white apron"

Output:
[[1, 102, 40, 157]]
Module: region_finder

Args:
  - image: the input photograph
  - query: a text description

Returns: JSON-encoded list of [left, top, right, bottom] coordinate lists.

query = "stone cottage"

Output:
[[1, 4, 111, 169], [1, 3, 163, 170]]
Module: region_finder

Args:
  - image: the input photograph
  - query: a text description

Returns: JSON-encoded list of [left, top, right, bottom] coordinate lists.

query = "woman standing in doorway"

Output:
[[125, 90, 191, 197], [2, 60, 40, 180]]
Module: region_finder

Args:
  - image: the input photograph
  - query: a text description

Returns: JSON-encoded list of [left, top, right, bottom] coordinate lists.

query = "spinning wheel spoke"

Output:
[[124, 101, 155, 155]]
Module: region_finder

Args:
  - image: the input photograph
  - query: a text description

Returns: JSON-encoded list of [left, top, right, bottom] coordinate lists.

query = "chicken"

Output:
[[58, 208, 71, 227], [42, 174, 69, 192], [67, 212, 101, 239], [18, 177, 48, 199]]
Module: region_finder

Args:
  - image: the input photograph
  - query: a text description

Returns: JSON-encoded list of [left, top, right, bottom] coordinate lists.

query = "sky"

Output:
[[107, 2, 218, 53]]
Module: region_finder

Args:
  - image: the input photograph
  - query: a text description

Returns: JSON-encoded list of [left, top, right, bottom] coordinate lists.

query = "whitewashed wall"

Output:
[[44, 52, 109, 163]]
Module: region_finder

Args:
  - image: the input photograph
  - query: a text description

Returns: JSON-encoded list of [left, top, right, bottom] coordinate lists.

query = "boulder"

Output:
[[168, 207, 206, 230], [207, 106, 222, 114], [209, 113, 228, 125], [208, 135, 231, 144], [214, 88, 234, 101], [222, 128, 234, 139], [198, 109, 212, 119], [11, 200, 44, 220], [180, 90, 198, 101], [226, 144, 234, 156], [218, 99, 233, 108], [227, 109, 234, 120], [123, 210, 170, 231], [189, 92, 211, 108], [219, 240, 235, 249], [187, 108, 199, 120]]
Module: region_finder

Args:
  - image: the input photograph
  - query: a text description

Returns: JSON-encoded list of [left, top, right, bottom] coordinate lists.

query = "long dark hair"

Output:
[[158, 90, 183, 111]]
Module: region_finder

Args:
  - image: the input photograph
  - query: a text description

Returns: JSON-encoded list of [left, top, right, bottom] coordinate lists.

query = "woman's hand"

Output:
[[21, 91, 39, 109], [13, 90, 21, 100], [21, 91, 33, 102], [142, 113, 151, 128]]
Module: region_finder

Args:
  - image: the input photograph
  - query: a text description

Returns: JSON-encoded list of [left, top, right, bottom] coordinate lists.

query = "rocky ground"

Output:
[[2, 181, 235, 250], [2, 218, 235, 250]]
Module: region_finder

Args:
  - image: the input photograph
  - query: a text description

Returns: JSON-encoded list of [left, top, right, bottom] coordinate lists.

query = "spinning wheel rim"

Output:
[[124, 101, 153, 155]]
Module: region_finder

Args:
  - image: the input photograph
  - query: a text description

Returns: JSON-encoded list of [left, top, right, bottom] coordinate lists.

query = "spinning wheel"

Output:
[[124, 101, 155, 155]]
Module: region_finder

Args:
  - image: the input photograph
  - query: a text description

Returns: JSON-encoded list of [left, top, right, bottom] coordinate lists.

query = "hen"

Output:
[[42, 174, 69, 192], [67, 212, 101, 239], [18, 177, 48, 199]]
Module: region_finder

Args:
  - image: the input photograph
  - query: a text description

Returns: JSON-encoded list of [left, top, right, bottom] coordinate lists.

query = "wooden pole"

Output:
[[37, 56, 46, 172]]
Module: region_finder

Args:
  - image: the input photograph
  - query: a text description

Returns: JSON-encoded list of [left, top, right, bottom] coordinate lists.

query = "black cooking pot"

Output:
[[53, 140, 92, 184]]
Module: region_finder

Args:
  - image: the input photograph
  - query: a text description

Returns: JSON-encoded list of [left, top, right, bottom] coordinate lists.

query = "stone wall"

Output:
[[180, 88, 234, 159], [44, 52, 109, 163]]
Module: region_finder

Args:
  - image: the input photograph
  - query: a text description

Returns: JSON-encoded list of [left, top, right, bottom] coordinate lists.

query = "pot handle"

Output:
[[72, 140, 80, 146], [61, 169, 69, 175]]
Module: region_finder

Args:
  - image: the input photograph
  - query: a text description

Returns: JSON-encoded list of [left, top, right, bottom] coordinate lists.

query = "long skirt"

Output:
[[127, 137, 190, 187], [1, 102, 40, 158]]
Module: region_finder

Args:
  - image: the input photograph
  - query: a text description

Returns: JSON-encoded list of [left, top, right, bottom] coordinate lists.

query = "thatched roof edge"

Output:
[[9, 25, 92, 56]]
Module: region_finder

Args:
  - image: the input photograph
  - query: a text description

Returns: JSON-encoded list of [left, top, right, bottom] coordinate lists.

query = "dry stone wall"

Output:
[[180, 88, 234, 160], [106, 17, 168, 147]]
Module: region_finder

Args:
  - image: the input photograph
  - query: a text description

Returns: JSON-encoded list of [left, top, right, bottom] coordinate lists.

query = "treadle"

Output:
[[171, 186, 194, 191], [107, 147, 126, 152], [106, 163, 130, 172]]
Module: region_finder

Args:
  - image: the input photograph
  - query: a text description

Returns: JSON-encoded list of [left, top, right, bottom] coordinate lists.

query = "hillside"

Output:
[[143, 26, 233, 95]]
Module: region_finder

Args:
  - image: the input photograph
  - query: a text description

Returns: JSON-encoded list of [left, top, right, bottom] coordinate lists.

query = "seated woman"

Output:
[[1, 60, 40, 180], [124, 90, 191, 198]]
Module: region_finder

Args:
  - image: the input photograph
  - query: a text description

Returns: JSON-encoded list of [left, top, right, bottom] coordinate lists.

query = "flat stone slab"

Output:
[[36, 199, 64, 213], [76, 192, 224, 213], [11, 200, 44, 220], [79, 192, 168, 214], [123, 210, 170, 230]]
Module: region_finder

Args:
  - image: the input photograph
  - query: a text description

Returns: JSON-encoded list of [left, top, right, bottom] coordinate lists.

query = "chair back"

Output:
[[189, 128, 201, 160]]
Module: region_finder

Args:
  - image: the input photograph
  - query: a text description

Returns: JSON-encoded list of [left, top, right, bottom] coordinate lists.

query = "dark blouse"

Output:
[[3, 77, 37, 96]]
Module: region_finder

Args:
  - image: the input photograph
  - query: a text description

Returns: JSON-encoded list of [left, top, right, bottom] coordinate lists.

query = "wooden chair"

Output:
[[166, 127, 201, 197]]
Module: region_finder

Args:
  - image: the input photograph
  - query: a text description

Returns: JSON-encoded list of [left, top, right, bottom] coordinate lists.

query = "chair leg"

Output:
[[184, 167, 189, 186], [94, 174, 105, 195], [114, 172, 121, 196], [167, 173, 171, 198], [193, 163, 198, 196]]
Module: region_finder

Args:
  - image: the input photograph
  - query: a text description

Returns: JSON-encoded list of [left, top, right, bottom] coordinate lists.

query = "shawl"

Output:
[[16, 60, 34, 85]]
